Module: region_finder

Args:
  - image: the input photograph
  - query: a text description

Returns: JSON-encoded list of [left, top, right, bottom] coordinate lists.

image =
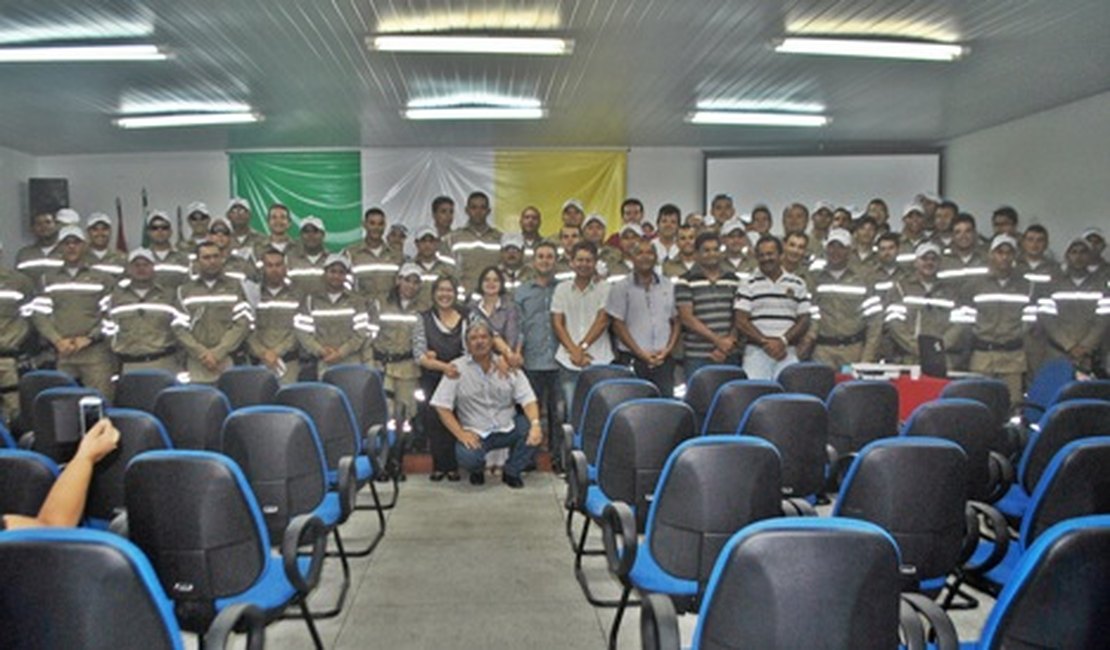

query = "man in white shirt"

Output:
[[734, 235, 812, 380], [551, 241, 613, 414]]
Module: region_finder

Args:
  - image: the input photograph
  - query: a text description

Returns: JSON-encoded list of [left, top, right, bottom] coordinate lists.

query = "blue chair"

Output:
[[0, 528, 264, 650], [639, 519, 958, 650], [735, 393, 829, 505], [0, 422, 15, 448], [276, 382, 386, 557], [569, 398, 695, 606], [322, 364, 402, 504], [1019, 357, 1074, 425], [29, 386, 103, 463], [84, 408, 172, 530], [776, 361, 836, 400], [217, 365, 280, 410], [961, 515, 1110, 649], [14, 369, 76, 438], [114, 369, 179, 413], [222, 406, 358, 619], [995, 399, 1110, 520], [600, 435, 785, 649], [153, 385, 231, 450], [940, 377, 1020, 460], [700, 379, 781, 436], [125, 450, 327, 649], [0, 449, 59, 519], [681, 365, 747, 432]]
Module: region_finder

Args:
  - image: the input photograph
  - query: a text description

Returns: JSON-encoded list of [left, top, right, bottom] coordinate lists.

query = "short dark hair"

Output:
[[992, 206, 1019, 225], [195, 241, 220, 256], [477, 266, 506, 296], [952, 213, 977, 231], [755, 234, 783, 255], [877, 232, 900, 247], [694, 231, 721, 251], [711, 193, 733, 205], [267, 203, 290, 217], [620, 198, 643, 212], [432, 196, 454, 212], [363, 207, 385, 220], [467, 191, 490, 205], [1024, 224, 1049, 239], [657, 203, 681, 221], [938, 199, 960, 213], [752, 204, 772, 218], [853, 215, 878, 231], [570, 241, 598, 260], [261, 248, 286, 262], [785, 230, 809, 246], [534, 241, 558, 256]]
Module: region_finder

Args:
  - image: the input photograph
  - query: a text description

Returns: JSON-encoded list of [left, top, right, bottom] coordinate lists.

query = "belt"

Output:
[[0, 384, 17, 394], [972, 338, 1023, 352], [0, 348, 21, 359], [816, 331, 866, 346], [250, 350, 300, 364], [118, 347, 179, 363], [375, 350, 415, 364]]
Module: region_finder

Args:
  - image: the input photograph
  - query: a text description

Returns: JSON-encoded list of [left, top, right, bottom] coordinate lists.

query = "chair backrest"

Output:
[[682, 365, 747, 431], [0, 449, 59, 517], [322, 364, 389, 434], [85, 409, 172, 526], [736, 394, 828, 497], [1022, 357, 1074, 423], [834, 438, 968, 584], [125, 450, 269, 633], [646, 436, 782, 585], [114, 370, 179, 413], [216, 366, 280, 410], [16, 369, 76, 434], [701, 379, 782, 436], [902, 398, 1002, 502], [30, 386, 103, 463], [1052, 379, 1110, 405], [0, 528, 184, 650], [776, 362, 836, 400], [569, 365, 635, 431], [596, 399, 696, 530], [940, 378, 1012, 429], [691, 519, 902, 650], [221, 406, 329, 541], [977, 516, 1110, 650], [152, 385, 231, 451], [0, 423, 13, 448], [1020, 399, 1110, 493], [275, 382, 362, 471], [1021, 437, 1110, 548], [578, 378, 658, 464], [826, 380, 900, 454]]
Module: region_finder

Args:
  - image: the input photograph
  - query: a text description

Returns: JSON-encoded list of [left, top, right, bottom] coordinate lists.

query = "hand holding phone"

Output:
[[78, 396, 104, 436]]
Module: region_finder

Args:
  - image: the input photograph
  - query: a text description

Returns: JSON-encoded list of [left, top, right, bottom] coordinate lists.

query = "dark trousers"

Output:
[[525, 368, 562, 469], [421, 376, 458, 472], [618, 352, 676, 397]]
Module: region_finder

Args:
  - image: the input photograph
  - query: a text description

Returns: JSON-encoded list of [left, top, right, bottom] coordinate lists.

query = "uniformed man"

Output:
[[246, 249, 302, 384], [0, 243, 35, 421], [498, 233, 532, 296], [662, 224, 698, 278], [938, 213, 989, 283], [882, 242, 956, 364], [1016, 225, 1062, 288], [347, 207, 403, 306], [177, 202, 211, 256], [896, 203, 931, 266], [31, 226, 116, 398], [145, 211, 192, 289], [1035, 237, 1107, 374], [518, 206, 545, 259], [173, 241, 253, 384], [554, 225, 580, 282], [387, 223, 409, 258], [931, 200, 960, 251], [720, 219, 756, 280], [799, 228, 882, 368], [80, 212, 127, 280], [16, 210, 63, 284], [581, 213, 620, 276], [870, 232, 906, 295], [373, 263, 423, 420], [807, 201, 834, 258], [946, 235, 1037, 403], [296, 254, 374, 377], [104, 249, 184, 376], [408, 226, 457, 310], [206, 217, 259, 296], [431, 196, 456, 256], [448, 192, 503, 297], [848, 216, 881, 277], [286, 216, 329, 297], [604, 223, 641, 284], [227, 198, 267, 261], [781, 231, 813, 287], [561, 198, 586, 229], [253, 203, 300, 262], [782, 202, 810, 237]]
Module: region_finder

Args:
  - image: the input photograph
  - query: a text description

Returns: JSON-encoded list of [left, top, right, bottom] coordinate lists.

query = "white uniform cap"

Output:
[[1080, 227, 1104, 243], [738, 212, 753, 224], [324, 253, 350, 270], [414, 225, 438, 240], [128, 248, 156, 264], [583, 213, 606, 229], [989, 234, 1019, 253], [562, 198, 584, 213], [57, 225, 87, 242], [145, 211, 171, 227], [920, 191, 942, 203], [55, 208, 81, 226], [500, 232, 525, 249], [86, 212, 112, 228], [824, 228, 853, 249], [227, 197, 250, 212], [719, 219, 745, 235], [398, 263, 423, 279], [300, 216, 325, 232], [813, 201, 834, 213], [208, 216, 232, 233], [186, 201, 210, 217], [619, 223, 644, 238], [902, 203, 926, 218], [915, 242, 942, 259]]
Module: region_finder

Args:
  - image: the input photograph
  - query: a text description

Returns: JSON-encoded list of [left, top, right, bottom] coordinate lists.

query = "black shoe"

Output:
[[446, 471, 461, 482], [469, 471, 485, 486], [502, 473, 524, 489], [429, 471, 445, 482]]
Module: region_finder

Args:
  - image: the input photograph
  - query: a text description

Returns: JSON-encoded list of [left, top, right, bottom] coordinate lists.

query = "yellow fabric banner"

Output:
[[492, 150, 627, 237]]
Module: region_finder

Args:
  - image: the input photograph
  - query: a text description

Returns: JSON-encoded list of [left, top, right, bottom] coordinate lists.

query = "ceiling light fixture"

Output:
[[404, 106, 546, 120], [408, 94, 542, 110], [371, 34, 572, 55], [696, 99, 826, 114], [774, 37, 964, 61], [114, 111, 261, 129], [0, 44, 167, 63], [687, 111, 829, 127]]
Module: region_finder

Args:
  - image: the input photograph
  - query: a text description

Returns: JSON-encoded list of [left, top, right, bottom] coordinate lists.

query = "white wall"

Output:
[[944, 90, 1110, 241], [627, 147, 704, 216], [0, 145, 38, 255]]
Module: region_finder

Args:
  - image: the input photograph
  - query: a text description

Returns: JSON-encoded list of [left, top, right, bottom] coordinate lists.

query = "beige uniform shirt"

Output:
[[447, 224, 503, 296], [883, 276, 957, 362], [104, 282, 183, 357], [173, 275, 252, 361], [32, 265, 114, 345], [247, 283, 303, 362], [286, 249, 329, 297], [0, 269, 35, 353], [296, 290, 373, 360], [346, 241, 403, 306], [805, 266, 882, 362]]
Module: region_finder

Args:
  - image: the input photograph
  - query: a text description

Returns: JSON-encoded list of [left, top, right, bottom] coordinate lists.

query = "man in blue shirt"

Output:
[[514, 241, 563, 471]]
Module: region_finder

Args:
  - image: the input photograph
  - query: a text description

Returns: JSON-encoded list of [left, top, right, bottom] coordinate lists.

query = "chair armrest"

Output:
[[602, 501, 638, 580], [204, 603, 265, 650], [963, 501, 1012, 573], [108, 510, 129, 537], [900, 592, 959, 650], [281, 513, 327, 594], [986, 451, 1015, 503], [639, 593, 681, 650], [17, 432, 33, 449], [898, 597, 926, 650], [567, 450, 589, 513], [363, 423, 384, 452], [781, 498, 818, 517], [336, 455, 358, 523]]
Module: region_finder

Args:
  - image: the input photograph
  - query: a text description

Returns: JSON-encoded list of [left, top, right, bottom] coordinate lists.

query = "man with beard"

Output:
[[733, 235, 811, 380]]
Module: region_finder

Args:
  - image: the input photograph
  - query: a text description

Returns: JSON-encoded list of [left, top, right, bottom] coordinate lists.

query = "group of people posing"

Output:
[[2, 189, 1107, 488]]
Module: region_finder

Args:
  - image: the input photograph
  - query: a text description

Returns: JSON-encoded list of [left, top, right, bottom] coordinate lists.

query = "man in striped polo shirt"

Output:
[[676, 231, 742, 376], [733, 235, 812, 380]]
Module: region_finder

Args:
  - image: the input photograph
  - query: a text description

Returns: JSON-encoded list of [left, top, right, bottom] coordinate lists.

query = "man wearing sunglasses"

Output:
[[145, 211, 191, 289]]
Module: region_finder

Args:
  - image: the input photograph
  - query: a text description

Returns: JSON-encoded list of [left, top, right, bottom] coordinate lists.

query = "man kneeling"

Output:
[[431, 321, 542, 488]]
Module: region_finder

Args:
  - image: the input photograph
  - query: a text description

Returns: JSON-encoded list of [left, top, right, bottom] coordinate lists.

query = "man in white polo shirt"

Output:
[[733, 235, 812, 380], [551, 241, 614, 413]]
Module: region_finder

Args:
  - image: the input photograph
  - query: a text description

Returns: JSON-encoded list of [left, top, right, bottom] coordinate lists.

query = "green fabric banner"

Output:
[[228, 151, 362, 251]]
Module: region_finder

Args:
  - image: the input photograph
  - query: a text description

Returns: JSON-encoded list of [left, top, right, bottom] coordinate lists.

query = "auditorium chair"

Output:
[[84, 408, 172, 530], [0, 448, 58, 519], [14, 369, 76, 439], [217, 365, 280, 410], [680, 365, 747, 432], [699, 379, 781, 436], [152, 385, 231, 451], [322, 364, 402, 504], [776, 361, 836, 400], [29, 386, 103, 463], [114, 369, 178, 413], [735, 393, 829, 507]]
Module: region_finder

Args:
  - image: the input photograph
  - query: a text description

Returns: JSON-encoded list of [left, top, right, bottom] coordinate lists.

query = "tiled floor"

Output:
[[202, 470, 994, 649]]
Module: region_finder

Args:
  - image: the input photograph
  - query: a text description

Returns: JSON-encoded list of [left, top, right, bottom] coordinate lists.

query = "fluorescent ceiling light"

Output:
[[775, 37, 964, 61], [697, 99, 826, 114], [119, 99, 253, 115], [377, 9, 562, 33], [405, 107, 546, 120], [0, 18, 155, 44], [408, 93, 542, 109], [687, 111, 829, 127], [371, 35, 572, 55], [114, 112, 261, 129], [0, 44, 167, 62]]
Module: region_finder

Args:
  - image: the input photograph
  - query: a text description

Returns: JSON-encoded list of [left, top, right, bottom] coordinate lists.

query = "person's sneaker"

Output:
[[469, 471, 485, 486], [502, 473, 524, 489]]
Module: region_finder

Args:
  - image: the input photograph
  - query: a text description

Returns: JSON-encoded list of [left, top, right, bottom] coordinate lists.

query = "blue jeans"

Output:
[[455, 414, 538, 478], [559, 366, 581, 424]]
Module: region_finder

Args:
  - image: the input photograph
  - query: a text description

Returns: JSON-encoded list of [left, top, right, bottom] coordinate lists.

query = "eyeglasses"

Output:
[[210, 229, 231, 236], [148, 224, 170, 231], [188, 214, 209, 222]]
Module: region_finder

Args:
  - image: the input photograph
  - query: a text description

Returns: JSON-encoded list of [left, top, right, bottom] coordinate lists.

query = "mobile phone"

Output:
[[78, 396, 104, 435]]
